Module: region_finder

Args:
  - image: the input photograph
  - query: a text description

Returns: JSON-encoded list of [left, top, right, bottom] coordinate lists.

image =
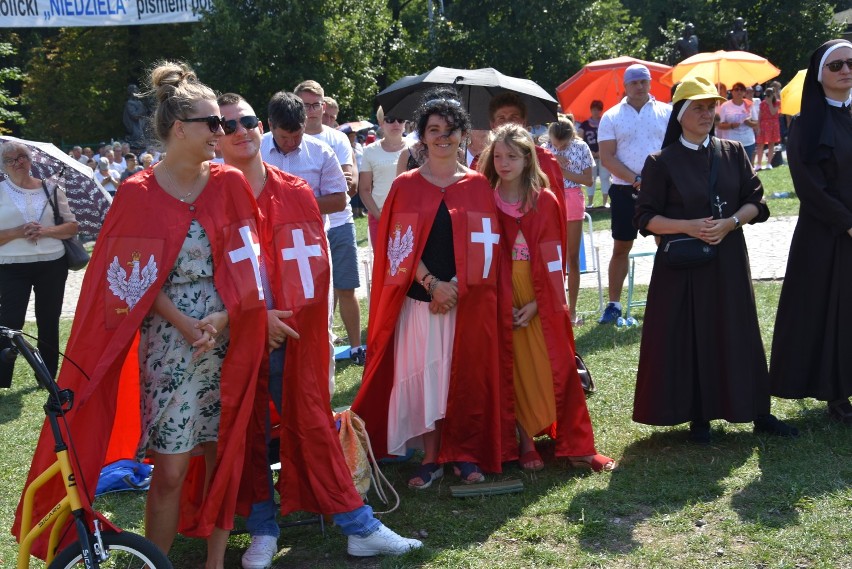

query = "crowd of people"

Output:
[[4, 38, 852, 568]]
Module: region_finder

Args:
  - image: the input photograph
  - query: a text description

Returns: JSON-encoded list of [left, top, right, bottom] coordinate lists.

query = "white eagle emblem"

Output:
[[387, 224, 414, 276], [107, 252, 158, 314]]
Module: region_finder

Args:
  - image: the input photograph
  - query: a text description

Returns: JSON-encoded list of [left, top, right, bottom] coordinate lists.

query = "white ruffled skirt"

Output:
[[386, 297, 457, 456]]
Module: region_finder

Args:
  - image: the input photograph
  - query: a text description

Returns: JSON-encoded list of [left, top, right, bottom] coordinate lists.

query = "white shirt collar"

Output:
[[825, 95, 852, 107], [679, 135, 710, 150]]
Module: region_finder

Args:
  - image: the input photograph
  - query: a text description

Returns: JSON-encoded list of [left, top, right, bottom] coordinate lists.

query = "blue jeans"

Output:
[[743, 143, 756, 163], [245, 347, 380, 538]]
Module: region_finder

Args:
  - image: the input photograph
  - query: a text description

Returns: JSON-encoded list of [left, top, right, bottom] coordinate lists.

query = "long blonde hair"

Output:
[[479, 123, 548, 212]]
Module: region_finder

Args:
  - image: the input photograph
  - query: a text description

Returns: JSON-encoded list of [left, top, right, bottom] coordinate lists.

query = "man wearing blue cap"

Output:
[[597, 63, 671, 324]]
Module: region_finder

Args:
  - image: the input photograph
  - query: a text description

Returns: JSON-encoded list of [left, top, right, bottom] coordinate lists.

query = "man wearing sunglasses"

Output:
[[217, 93, 421, 569], [295, 80, 365, 366]]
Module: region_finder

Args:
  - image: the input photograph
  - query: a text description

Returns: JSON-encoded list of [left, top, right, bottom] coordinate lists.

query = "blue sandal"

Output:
[[453, 462, 485, 484], [408, 462, 443, 490]]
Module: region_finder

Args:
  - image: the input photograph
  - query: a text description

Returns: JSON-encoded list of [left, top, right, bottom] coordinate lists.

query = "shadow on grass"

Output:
[[730, 406, 852, 529], [568, 429, 755, 554], [574, 319, 643, 358], [0, 384, 38, 425]]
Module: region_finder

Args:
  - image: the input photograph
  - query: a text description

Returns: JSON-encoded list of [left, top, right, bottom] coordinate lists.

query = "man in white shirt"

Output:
[[110, 142, 126, 173], [598, 64, 671, 324], [294, 80, 364, 364], [94, 157, 121, 196], [260, 92, 347, 224]]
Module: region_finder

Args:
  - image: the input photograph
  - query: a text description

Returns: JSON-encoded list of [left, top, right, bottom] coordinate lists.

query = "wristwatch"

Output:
[[731, 215, 741, 228], [634, 175, 642, 184]]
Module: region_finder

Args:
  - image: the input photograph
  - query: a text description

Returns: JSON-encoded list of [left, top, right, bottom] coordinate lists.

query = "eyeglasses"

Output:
[[223, 115, 260, 135], [2, 154, 30, 166], [303, 102, 323, 111], [384, 117, 403, 124], [825, 59, 852, 72], [177, 115, 226, 133]]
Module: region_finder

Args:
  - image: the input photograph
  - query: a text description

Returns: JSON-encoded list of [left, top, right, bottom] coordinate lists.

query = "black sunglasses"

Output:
[[223, 115, 260, 135], [825, 59, 852, 72], [178, 115, 226, 133], [384, 117, 403, 124]]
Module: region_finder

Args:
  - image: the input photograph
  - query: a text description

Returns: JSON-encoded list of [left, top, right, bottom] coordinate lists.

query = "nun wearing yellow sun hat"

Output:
[[630, 75, 798, 443]]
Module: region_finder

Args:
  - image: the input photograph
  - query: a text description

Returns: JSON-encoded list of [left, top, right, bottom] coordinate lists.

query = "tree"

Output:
[[21, 26, 192, 146], [622, 0, 841, 83], [192, 0, 392, 121], [400, 0, 646, 95], [0, 41, 24, 134]]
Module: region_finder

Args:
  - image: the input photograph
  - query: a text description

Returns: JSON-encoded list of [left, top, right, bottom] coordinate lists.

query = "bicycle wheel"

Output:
[[48, 530, 173, 569]]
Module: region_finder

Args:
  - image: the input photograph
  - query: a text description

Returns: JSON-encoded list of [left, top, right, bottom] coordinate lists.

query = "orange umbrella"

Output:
[[661, 50, 780, 88], [780, 69, 806, 115], [555, 57, 672, 122]]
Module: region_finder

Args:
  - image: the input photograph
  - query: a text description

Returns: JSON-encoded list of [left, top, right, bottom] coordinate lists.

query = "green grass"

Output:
[[3, 237, 851, 568]]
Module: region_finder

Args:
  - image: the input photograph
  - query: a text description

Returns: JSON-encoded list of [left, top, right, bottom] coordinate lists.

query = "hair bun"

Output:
[[150, 61, 198, 103]]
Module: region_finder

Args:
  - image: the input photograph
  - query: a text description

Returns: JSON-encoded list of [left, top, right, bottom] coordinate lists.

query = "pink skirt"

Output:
[[386, 297, 457, 456], [564, 186, 586, 221]]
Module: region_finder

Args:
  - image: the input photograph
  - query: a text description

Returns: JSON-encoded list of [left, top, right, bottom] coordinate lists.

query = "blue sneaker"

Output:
[[598, 303, 622, 325]]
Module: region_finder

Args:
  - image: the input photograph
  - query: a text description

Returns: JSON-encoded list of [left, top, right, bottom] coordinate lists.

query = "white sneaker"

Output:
[[242, 535, 278, 569], [765, 164, 773, 170], [347, 523, 423, 557]]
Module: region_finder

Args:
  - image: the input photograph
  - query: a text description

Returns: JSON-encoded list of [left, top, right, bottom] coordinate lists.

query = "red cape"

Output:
[[473, 146, 567, 251], [13, 165, 267, 558], [258, 165, 364, 515], [352, 170, 507, 473], [496, 189, 596, 457]]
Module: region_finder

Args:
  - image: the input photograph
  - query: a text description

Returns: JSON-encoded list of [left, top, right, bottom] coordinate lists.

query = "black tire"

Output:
[[48, 531, 172, 569]]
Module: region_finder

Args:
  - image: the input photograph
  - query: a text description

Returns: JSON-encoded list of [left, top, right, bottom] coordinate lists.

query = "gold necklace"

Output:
[[160, 163, 203, 202]]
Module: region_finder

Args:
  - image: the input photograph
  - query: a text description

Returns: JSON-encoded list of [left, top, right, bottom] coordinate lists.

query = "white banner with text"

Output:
[[0, 0, 210, 27]]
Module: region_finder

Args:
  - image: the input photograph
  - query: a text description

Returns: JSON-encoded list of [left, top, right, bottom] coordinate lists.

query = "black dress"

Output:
[[632, 138, 771, 425], [770, 107, 852, 401]]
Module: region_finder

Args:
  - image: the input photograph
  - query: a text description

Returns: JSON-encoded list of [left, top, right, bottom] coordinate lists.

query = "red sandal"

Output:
[[568, 454, 617, 473], [519, 450, 544, 472]]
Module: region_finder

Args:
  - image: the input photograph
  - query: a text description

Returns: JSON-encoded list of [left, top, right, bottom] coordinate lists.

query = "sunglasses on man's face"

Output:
[[384, 117, 403, 124], [223, 115, 260, 135], [825, 59, 852, 72], [178, 115, 226, 133]]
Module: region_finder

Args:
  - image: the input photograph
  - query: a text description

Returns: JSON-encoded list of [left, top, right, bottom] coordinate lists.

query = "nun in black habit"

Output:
[[632, 77, 797, 443], [770, 39, 852, 424]]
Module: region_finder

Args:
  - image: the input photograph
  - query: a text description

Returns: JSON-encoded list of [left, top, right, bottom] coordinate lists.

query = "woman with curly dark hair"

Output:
[[353, 88, 506, 488]]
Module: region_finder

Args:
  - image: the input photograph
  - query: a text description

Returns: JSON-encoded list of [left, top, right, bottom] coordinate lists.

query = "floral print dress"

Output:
[[136, 220, 229, 457]]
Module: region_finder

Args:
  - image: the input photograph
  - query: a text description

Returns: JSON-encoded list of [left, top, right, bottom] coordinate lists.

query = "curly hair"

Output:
[[414, 87, 471, 144], [145, 60, 217, 143], [478, 123, 547, 212]]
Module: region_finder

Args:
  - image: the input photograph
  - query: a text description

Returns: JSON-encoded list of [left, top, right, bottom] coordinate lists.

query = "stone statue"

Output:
[[725, 17, 749, 51], [123, 84, 148, 151], [674, 23, 699, 62]]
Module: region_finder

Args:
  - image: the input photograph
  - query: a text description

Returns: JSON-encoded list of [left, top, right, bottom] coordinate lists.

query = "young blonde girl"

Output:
[[480, 124, 615, 473]]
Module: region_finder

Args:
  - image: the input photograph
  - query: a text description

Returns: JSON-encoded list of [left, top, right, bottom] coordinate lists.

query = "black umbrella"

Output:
[[0, 136, 112, 239], [376, 66, 558, 129]]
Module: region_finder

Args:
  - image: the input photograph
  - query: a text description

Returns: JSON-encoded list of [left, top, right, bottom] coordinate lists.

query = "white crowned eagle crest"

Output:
[[107, 252, 158, 314], [387, 224, 414, 276]]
